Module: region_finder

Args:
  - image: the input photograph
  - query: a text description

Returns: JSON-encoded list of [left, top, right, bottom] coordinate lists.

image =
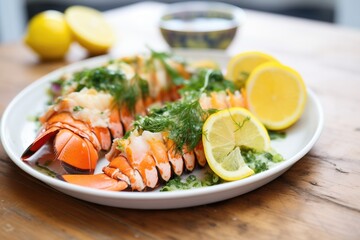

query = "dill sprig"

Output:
[[149, 49, 186, 85], [134, 68, 233, 152], [135, 93, 208, 152], [180, 69, 236, 94], [121, 75, 149, 112]]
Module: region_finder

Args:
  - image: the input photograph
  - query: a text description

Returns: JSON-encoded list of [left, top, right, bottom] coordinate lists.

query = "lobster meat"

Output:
[[21, 53, 190, 175], [61, 90, 245, 191], [21, 89, 123, 174], [22, 51, 247, 191]]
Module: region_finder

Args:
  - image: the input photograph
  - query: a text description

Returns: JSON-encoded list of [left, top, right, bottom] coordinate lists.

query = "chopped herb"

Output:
[[35, 162, 57, 178], [27, 115, 41, 130], [73, 106, 83, 112], [72, 66, 127, 99], [67, 64, 149, 112], [272, 152, 285, 163], [27, 115, 39, 122], [122, 130, 132, 140], [268, 130, 286, 140], [160, 171, 222, 191], [240, 146, 284, 173], [201, 170, 222, 186], [115, 139, 127, 152]]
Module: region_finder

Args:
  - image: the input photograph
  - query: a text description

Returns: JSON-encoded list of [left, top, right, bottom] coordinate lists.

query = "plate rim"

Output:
[[0, 50, 324, 206]]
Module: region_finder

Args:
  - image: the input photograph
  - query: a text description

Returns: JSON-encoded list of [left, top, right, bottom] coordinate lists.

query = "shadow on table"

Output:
[[2, 152, 316, 238]]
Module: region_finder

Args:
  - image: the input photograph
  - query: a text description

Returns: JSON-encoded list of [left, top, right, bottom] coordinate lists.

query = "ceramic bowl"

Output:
[[159, 1, 245, 49]]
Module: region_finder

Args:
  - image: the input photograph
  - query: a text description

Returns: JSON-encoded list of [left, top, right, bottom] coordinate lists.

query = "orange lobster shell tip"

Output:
[[54, 129, 98, 173], [21, 112, 102, 174], [60, 174, 128, 191]]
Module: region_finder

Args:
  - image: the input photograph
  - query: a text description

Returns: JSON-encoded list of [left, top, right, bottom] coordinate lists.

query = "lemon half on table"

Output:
[[65, 6, 115, 54], [202, 108, 270, 181]]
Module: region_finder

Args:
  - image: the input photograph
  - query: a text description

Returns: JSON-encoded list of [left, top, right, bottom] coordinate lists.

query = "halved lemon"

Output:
[[226, 51, 279, 88], [246, 62, 307, 130], [65, 6, 115, 54], [202, 108, 270, 181]]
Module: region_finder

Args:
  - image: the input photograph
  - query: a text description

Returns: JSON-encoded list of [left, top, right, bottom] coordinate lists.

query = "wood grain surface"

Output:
[[1, 2, 359, 239]]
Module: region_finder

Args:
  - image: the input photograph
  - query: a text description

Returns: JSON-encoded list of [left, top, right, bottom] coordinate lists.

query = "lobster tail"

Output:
[[54, 129, 98, 174], [22, 112, 105, 174]]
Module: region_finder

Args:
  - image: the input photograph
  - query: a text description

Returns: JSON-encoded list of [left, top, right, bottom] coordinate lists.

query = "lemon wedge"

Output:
[[202, 108, 270, 181], [226, 51, 279, 88], [65, 6, 115, 54], [246, 62, 307, 130], [24, 11, 72, 60]]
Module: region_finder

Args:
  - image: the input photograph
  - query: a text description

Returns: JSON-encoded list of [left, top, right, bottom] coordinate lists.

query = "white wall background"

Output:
[[0, 0, 26, 42], [335, 0, 360, 28]]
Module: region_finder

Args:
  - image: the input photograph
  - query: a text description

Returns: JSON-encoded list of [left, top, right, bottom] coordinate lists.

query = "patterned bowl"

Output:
[[159, 1, 245, 49]]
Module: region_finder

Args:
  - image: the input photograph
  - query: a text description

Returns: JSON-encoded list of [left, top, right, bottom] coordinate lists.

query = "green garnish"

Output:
[[135, 93, 208, 152], [160, 171, 222, 191], [27, 115, 39, 122], [72, 66, 127, 95], [68, 64, 149, 112], [27, 115, 41, 131], [240, 146, 284, 173], [230, 113, 250, 132], [180, 69, 235, 94], [73, 106, 83, 112], [134, 69, 238, 152], [35, 162, 57, 178], [149, 49, 186, 86], [268, 130, 286, 140]]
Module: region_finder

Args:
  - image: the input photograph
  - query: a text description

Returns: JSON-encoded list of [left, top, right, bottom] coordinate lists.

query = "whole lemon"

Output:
[[24, 10, 72, 60]]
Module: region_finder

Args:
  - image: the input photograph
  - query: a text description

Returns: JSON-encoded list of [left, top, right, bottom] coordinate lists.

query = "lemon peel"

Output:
[[24, 10, 72, 60], [65, 6, 115, 55], [202, 107, 270, 181]]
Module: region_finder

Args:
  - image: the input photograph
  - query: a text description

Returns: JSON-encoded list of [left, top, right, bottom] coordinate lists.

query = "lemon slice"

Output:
[[65, 6, 114, 54], [226, 51, 279, 88], [246, 62, 307, 130], [202, 108, 270, 181]]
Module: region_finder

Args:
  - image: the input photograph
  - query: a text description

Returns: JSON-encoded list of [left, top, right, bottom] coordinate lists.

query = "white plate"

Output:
[[0, 50, 324, 209]]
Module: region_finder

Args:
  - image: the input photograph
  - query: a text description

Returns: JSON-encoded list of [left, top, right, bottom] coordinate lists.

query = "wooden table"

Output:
[[1, 2, 359, 239]]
